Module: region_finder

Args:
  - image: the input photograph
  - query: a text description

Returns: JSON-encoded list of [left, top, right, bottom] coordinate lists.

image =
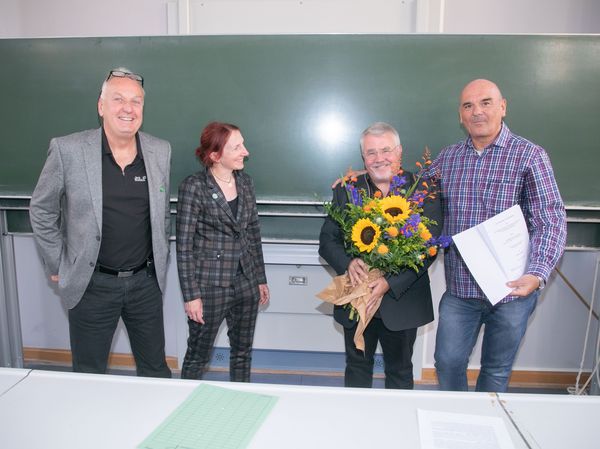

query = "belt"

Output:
[[94, 260, 148, 278]]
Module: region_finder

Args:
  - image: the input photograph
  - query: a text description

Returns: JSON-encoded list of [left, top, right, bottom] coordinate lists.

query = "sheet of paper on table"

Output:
[[418, 409, 516, 449], [138, 383, 278, 449]]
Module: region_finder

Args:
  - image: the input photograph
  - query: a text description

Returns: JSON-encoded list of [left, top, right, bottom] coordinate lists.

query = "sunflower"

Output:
[[379, 196, 411, 223], [351, 218, 381, 253], [418, 223, 432, 241]]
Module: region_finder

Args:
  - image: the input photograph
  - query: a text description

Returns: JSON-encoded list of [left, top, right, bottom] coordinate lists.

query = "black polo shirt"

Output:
[[97, 130, 152, 270]]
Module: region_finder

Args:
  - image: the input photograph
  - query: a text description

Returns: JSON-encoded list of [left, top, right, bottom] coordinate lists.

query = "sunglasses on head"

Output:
[[105, 70, 144, 87]]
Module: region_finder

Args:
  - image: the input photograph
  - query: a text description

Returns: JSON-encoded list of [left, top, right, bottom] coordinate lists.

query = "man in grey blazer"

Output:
[[30, 68, 172, 377]]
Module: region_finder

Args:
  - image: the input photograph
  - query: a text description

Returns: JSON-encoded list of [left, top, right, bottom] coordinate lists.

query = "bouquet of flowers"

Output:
[[317, 149, 451, 351]]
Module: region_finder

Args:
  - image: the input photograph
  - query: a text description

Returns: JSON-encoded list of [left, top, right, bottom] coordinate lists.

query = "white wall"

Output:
[[0, 0, 22, 36], [1, 0, 599, 38], [183, 0, 417, 34], [1, 0, 171, 38], [443, 0, 600, 34]]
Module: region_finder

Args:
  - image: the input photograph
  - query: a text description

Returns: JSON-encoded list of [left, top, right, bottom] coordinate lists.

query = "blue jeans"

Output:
[[434, 291, 537, 392]]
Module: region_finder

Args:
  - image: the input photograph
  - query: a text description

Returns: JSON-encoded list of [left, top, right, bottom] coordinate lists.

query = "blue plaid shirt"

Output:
[[426, 124, 566, 302]]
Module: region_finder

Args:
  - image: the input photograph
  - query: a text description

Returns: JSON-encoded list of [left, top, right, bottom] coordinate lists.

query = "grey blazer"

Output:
[[30, 128, 172, 309]]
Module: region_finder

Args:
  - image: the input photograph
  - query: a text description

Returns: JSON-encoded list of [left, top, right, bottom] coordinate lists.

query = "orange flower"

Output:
[[351, 177, 358, 182], [428, 247, 437, 256], [415, 161, 423, 168], [425, 160, 432, 165], [422, 181, 428, 188], [418, 223, 432, 241], [363, 200, 376, 212], [377, 244, 389, 255], [374, 191, 382, 198], [385, 227, 399, 237]]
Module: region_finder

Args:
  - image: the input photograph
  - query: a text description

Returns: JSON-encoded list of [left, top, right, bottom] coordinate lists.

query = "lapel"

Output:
[[140, 133, 159, 225], [82, 128, 103, 229], [206, 171, 239, 226], [233, 171, 246, 222]]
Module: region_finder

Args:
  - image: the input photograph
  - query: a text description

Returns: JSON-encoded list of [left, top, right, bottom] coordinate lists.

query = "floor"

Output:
[[24, 362, 569, 394]]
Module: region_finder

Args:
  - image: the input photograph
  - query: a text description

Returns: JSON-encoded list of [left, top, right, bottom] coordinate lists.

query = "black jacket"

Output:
[[318, 171, 442, 331]]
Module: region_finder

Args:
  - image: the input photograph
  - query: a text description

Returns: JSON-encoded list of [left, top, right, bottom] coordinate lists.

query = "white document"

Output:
[[418, 409, 516, 449], [452, 205, 529, 304]]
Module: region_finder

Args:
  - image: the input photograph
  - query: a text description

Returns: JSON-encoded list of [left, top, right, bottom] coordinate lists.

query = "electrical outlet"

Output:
[[289, 275, 307, 286]]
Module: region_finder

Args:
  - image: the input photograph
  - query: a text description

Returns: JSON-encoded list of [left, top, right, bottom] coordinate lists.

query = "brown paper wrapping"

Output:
[[316, 269, 384, 352]]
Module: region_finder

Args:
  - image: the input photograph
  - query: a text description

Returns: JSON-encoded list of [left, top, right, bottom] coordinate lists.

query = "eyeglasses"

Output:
[[105, 70, 144, 87], [363, 146, 397, 160]]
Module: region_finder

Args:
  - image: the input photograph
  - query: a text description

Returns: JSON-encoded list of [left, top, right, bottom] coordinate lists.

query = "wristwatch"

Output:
[[536, 276, 546, 290]]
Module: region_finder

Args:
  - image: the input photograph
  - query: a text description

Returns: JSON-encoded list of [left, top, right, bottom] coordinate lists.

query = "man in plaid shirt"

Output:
[[427, 79, 566, 392]]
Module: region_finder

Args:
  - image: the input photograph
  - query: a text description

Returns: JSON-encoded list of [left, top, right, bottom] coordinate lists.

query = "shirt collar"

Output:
[[101, 128, 143, 160], [464, 122, 511, 154], [364, 174, 379, 196]]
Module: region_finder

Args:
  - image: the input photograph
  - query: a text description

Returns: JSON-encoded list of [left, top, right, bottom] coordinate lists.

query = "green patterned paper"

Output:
[[138, 384, 278, 449]]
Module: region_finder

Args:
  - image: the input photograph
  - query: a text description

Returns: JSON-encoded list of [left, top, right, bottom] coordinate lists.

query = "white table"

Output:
[[0, 368, 598, 449], [497, 392, 600, 448], [0, 367, 30, 396]]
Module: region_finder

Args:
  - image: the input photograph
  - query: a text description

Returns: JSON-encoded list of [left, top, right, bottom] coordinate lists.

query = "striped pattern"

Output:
[[180, 276, 260, 381], [176, 170, 267, 301], [176, 169, 267, 381], [426, 124, 566, 302]]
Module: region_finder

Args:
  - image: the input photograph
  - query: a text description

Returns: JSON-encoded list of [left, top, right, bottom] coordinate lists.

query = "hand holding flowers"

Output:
[[317, 149, 451, 351]]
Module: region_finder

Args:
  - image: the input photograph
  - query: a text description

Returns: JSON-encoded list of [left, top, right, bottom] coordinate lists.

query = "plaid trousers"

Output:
[[181, 271, 260, 382]]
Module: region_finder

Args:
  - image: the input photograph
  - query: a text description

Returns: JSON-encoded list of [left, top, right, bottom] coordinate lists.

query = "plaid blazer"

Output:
[[176, 169, 267, 302]]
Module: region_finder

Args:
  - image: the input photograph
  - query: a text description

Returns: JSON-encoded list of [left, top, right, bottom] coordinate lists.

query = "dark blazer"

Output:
[[30, 128, 171, 309], [319, 172, 443, 331], [176, 169, 267, 302]]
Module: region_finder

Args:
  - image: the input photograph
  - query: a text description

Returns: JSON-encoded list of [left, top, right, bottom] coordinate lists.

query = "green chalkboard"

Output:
[[1, 35, 599, 244], [0, 35, 599, 204]]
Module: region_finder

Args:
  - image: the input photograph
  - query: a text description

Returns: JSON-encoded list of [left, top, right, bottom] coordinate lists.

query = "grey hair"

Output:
[[359, 122, 401, 151], [99, 66, 145, 99]]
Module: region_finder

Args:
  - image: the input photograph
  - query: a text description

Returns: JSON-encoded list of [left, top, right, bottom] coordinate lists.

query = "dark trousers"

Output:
[[343, 317, 417, 389], [68, 269, 171, 378], [181, 274, 259, 382]]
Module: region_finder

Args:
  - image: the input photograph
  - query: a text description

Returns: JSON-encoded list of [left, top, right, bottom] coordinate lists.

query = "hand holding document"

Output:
[[452, 205, 529, 304]]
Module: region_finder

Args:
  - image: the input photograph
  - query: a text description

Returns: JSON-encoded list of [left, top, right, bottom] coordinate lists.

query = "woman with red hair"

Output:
[[176, 122, 269, 381]]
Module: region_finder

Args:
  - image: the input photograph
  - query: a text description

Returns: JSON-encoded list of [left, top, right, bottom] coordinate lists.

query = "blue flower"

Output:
[[391, 175, 407, 189], [432, 235, 453, 248], [399, 214, 421, 238], [409, 190, 427, 207], [346, 185, 363, 206]]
